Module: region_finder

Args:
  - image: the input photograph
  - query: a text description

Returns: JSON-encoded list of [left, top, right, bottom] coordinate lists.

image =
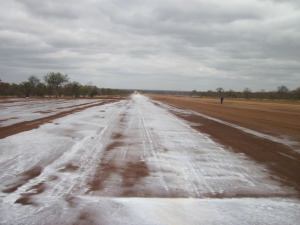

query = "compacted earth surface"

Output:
[[0, 95, 299, 224], [149, 95, 300, 194]]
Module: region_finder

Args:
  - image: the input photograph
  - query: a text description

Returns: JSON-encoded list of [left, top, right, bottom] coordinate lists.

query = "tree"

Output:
[[81, 82, 99, 97], [28, 76, 40, 96], [226, 89, 236, 98], [36, 83, 47, 97], [63, 82, 81, 97], [63, 83, 72, 97], [243, 87, 252, 99], [104, 88, 115, 96], [44, 72, 69, 97], [81, 85, 89, 97], [257, 89, 266, 99], [71, 82, 81, 97], [191, 90, 197, 96], [28, 75, 40, 87], [0, 81, 10, 96], [292, 87, 300, 100], [277, 85, 289, 99], [89, 86, 98, 97], [82, 83, 93, 97], [277, 85, 289, 93], [216, 87, 224, 96], [206, 90, 213, 97], [20, 81, 32, 97]]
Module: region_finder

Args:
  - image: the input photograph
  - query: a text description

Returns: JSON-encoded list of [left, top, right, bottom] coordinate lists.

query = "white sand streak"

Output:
[[0, 98, 104, 127], [153, 100, 300, 151]]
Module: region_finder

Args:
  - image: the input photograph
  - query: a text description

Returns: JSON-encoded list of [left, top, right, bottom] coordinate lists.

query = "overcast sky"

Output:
[[0, 0, 299, 91]]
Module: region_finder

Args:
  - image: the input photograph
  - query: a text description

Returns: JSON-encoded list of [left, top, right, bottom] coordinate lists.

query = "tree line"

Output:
[[189, 86, 300, 100], [1, 73, 299, 100], [0, 72, 130, 98], [143, 86, 300, 100]]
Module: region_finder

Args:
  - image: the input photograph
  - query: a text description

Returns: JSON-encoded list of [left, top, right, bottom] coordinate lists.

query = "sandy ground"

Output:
[[0, 98, 120, 139], [149, 95, 300, 142], [0, 95, 299, 224], [150, 95, 300, 195]]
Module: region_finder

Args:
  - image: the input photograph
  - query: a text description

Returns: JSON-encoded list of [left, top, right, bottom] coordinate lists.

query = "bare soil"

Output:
[[33, 110, 54, 114], [150, 95, 300, 142], [150, 94, 300, 196], [0, 99, 119, 139]]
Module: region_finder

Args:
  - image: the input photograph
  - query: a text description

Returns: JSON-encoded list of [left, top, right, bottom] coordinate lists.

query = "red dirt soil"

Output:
[[150, 95, 300, 142], [150, 94, 300, 196]]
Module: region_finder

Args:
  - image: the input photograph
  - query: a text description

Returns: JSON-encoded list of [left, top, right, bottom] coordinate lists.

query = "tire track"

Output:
[[0, 99, 119, 139]]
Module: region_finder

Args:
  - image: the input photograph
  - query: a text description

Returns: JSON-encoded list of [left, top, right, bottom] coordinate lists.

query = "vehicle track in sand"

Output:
[[0, 99, 119, 139], [150, 94, 300, 196]]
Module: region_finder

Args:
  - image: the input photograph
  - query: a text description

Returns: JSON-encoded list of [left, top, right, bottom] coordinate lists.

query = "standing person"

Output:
[[220, 96, 224, 104]]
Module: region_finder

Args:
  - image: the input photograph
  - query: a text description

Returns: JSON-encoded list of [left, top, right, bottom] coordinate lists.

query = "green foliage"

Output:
[[191, 90, 197, 96], [277, 85, 289, 94], [20, 81, 32, 97], [187, 85, 299, 100], [243, 88, 252, 99], [293, 87, 300, 100], [277, 85, 289, 99], [28, 75, 40, 87], [1, 72, 130, 98], [227, 89, 236, 98], [10, 83, 23, 97], [63, 82, 81, 97], [0, 81, 11, 96], [3, 73, 297, 100], [216, 87, 224, 96], [80, 85, 89, 97], [36, 83, 47, 97], [44, 72, 69, 88], [44, 72, 69, 97]]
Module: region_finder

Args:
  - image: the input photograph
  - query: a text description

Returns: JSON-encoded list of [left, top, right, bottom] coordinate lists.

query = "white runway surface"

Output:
[[0, 95, 299, 224]]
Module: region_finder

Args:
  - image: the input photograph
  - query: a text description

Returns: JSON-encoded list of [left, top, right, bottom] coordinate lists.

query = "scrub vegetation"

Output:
[[0, 73, 130, 98]]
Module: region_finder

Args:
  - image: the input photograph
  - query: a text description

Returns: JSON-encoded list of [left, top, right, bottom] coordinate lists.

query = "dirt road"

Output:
[[0, 95, 299, 224], [150, 95, 300, 195]]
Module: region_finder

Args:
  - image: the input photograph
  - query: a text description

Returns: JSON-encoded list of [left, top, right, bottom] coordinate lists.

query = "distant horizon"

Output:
[[1, 74, 297, 93]]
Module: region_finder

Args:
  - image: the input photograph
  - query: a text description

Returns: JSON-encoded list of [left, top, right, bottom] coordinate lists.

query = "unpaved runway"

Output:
[[0, 95, 299, 224], [150, 94, 300, 195]]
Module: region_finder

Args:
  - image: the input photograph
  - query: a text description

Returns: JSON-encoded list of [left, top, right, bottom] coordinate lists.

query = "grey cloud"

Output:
[[0, 0, 299, 91], [16, 0, 81, 19]]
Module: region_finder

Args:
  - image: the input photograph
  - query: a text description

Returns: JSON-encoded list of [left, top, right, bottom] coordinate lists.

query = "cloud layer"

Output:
[[1, 0, 299, 91]]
